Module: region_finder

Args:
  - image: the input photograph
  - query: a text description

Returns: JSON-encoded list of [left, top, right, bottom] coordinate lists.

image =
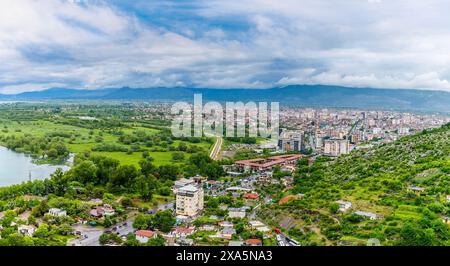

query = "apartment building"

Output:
[[176, 182, 204, 217], [278, 130, 303, 152], [323, 138, 350, 156]]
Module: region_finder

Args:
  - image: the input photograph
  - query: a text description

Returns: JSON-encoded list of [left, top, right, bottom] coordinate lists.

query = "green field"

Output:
[[0, 119, 214, 167]]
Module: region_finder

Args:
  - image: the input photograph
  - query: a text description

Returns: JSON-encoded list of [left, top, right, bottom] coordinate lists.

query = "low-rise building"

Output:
[[228, 208, 246, 219], [135, 230, 157, 243], [245, 238, 262, 246], [48, 208, 67, 217], [354, 211, 378, 220], [336, 200, 352, 212], [242, 192, 259, 200], [90, 204, 115, 218], [408, 186, 425, 195], [219, 228, 236, 240], [172, 226, 195, 238], [219, 221, 234, 228], [228, 241, 244, 246], [176, 237, 194, 246], [18, 225, 36, 237]]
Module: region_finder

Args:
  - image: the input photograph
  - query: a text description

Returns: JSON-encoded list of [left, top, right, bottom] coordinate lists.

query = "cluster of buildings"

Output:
[[277, 108, 450, 157]]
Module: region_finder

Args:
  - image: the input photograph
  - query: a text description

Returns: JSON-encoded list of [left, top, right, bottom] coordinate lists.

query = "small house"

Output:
[[135, 230, 157, 243]]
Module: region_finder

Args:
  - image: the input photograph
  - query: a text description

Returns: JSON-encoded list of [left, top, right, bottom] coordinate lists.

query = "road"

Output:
[[69, 217, 135, 246], [209, 136, 223, 160], [276, 233, 300, 246], [148, 201, 175, 214], [249, 203, 261, 220], [70, 225, 104, 246]]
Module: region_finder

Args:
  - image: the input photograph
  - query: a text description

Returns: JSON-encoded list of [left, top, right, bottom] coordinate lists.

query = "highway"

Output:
[[209, 136, 223, 160]]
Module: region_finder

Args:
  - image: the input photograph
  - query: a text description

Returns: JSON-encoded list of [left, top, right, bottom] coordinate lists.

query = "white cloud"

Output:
[[1, 0, 450, 93]]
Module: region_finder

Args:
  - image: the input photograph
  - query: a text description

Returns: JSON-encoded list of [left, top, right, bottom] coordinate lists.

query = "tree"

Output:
[[139, 159, 156, 177], [153, 210, 175, 233], [31, 200, 49, 217], [57, 223, 73, 236], [134, 175, 156, 201], [51, 168, 68, 196], [330, 203, 340, 214], [109, 165, 138, 190], [34, 224, 51, 238], [155, 165, 180, 181], [172, 152, 185, 161], [133, 214, 153, 230], [71, 160, 97, 184], [146, 235, 166, 246]]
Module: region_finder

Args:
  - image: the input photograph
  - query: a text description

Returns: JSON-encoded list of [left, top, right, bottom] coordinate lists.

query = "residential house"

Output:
[[220, 228, 236, 240], [172, 226, 195, 238], [243, 193, 259, 201], [228, 241, 244, 246], [408, 186, 425, 195], [48, 208, 67, 217], [199, 224, 216, 231], [336, 200, 352, 212], [176, 237, 194, 246], [18, 225, 36, 237], [90, 204, 115, 218], [245, 239, 262, 246], [219, 221, 234, 228], [249, 220, 265, 228], [89, 198, 103, 205], [228, 208, 246, 219], [354, 211, 378, 220], [135, 230, 157, 243]]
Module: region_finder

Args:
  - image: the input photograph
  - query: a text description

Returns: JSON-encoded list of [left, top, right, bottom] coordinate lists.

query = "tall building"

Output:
[[323, 138, 349, 156], [176, 181, 204, 217], [278, 130, 303, 152]]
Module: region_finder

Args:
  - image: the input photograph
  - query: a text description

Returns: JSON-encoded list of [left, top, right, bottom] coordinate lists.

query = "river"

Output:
[[0, 146, 72, 187]]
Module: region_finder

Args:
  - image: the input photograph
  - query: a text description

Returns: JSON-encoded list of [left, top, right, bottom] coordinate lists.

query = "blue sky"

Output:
[[1, 0, 450, 93]]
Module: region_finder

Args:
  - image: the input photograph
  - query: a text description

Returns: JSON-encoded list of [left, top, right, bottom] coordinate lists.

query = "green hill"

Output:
[[260, 123, 450, 246]]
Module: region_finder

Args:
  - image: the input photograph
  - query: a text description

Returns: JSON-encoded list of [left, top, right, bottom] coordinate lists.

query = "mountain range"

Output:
[[1, 85, 449, 113]]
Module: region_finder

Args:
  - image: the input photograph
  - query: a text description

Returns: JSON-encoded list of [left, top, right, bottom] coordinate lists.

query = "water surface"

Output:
[[0, 146, 71, 187]]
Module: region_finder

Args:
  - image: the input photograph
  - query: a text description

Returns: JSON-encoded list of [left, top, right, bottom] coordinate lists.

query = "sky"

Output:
[[1, 0, 450, 94]]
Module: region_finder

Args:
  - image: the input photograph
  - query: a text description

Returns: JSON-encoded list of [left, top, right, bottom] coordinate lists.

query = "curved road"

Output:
[[209, 136, 223, 160]]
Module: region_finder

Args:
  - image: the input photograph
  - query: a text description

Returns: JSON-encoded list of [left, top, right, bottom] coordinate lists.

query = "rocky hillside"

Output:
[[259, 123, 450, 246]]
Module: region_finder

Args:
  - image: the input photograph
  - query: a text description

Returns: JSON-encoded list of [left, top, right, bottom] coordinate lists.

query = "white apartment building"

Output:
[[173, 178, 195, 194], [176, 184, 204, 217], [323, 138, 350, 157]]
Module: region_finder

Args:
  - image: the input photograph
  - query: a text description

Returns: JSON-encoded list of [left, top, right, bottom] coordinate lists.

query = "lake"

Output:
[[0, 146, 72, 187]]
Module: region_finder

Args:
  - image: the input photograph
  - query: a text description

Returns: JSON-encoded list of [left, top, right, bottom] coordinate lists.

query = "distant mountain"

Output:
[[1, 85, 449, 113]]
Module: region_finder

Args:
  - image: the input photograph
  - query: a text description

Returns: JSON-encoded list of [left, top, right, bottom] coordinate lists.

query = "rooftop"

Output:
[[235, 154, 303, 168], [135, 230, 155, 238]]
